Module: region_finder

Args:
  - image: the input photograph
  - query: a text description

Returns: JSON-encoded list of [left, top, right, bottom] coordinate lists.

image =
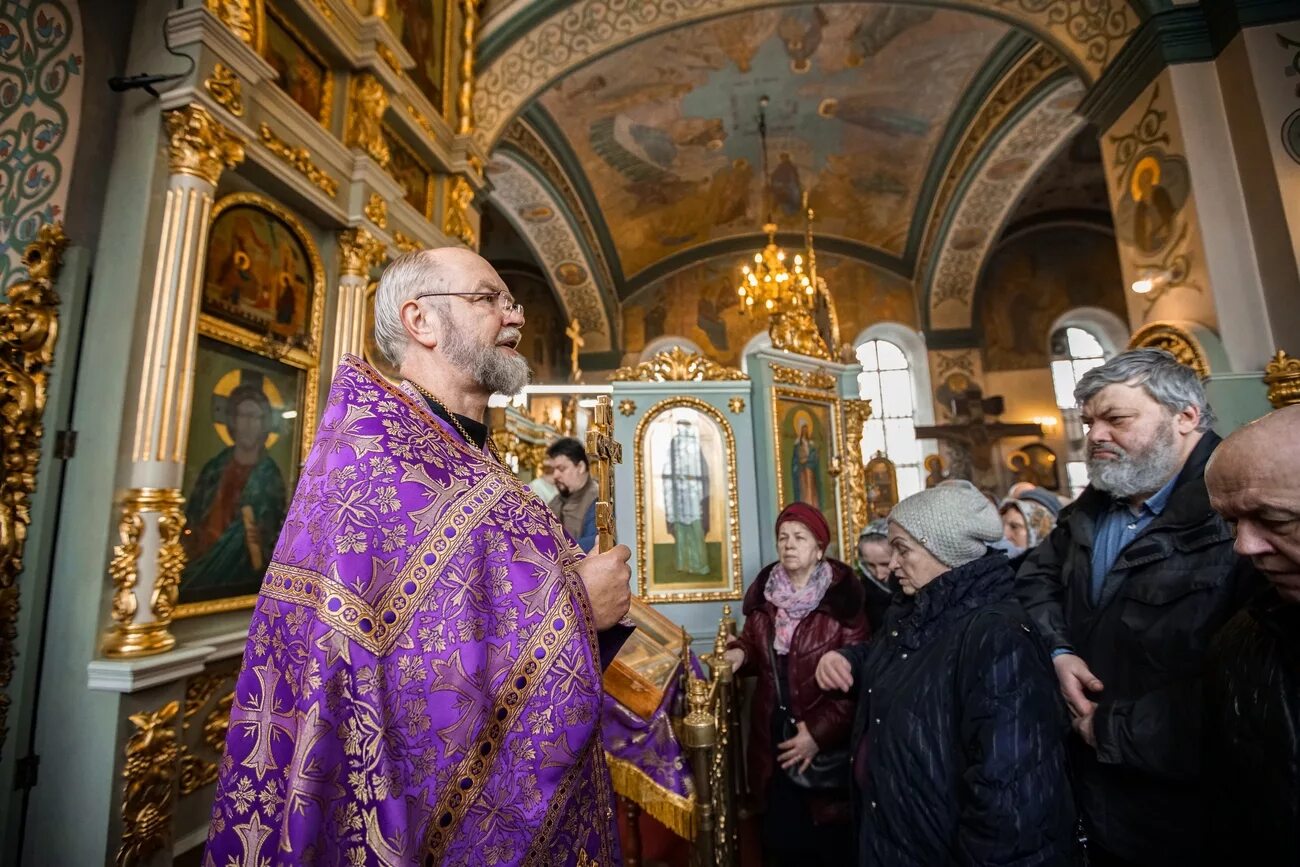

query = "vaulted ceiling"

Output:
[[474, 0, 1143, 350]]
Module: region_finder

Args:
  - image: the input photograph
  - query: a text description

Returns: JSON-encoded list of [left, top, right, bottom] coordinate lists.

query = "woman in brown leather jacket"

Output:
[[724, 503, 869, 866]]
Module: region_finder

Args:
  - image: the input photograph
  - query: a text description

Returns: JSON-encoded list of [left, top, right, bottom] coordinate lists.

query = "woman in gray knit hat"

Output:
[[815, 481, 1076, 865]]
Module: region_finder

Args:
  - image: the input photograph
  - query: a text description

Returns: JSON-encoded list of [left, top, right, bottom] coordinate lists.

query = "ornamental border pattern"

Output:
[[485, 152, 611, 349], [472, 0, 1138, 149], [927, 77, 1086, 330]]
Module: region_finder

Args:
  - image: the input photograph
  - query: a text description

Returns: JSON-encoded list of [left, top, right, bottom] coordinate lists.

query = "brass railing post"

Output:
[[682, 675, 716, 867]]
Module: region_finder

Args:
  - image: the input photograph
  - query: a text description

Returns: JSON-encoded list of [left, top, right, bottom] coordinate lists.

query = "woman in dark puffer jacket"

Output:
[[817, 482, 1076, 866]]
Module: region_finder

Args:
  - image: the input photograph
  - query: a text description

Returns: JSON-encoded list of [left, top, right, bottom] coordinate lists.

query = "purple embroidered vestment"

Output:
[[205, 357, 620, 866]]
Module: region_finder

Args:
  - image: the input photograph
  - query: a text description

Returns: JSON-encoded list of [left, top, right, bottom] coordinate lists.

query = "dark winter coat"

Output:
[[728, 559, 869, 823], [1205, 583, 1300, 864], [1015, 431, 1256, 864], [842, 551, 1076, 866]]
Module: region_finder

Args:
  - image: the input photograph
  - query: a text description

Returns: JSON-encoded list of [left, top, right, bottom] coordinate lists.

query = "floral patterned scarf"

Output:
[[765, 559, 833, 654]]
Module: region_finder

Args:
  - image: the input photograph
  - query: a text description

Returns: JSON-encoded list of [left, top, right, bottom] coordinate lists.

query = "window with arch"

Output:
[[1050, 326, 1108, 497], [856, 339, 924, 499]]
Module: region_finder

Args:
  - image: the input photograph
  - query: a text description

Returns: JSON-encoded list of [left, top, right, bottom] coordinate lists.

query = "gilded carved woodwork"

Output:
[[456, 0, 481, 135], [165, 104, 245, 186], [392, 230, 421, 254], [338, 226, 387, 277], [0, 221, 66, 753], [204, 0, 261, 51], [728, 396, 745, 414], [179, 669, 236, 796], [768, 362, 835, 391], [203, 63, 244, 117], [258, 123, 340, 197], [364, 192, 388, 229], [617, 399, 635, 417], [768, 306, 832, 361], [103, 488, 187, 657], [443, 175, 476, 248], [841, 399, 874, 538], [1127, 321, 1211, 379], [1264, 350, 1300, 408], [347, 73, 391, 168], [610, 346, 748, 383], [377, 42, 403, 77], [116, 699, 181, 867]]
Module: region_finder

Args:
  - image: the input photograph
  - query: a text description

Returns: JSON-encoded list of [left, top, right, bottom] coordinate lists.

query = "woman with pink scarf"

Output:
[[724, 503, 869, 865]]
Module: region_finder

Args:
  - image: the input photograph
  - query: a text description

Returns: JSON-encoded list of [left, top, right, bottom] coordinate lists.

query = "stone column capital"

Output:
[[164, 104, 245, 185]]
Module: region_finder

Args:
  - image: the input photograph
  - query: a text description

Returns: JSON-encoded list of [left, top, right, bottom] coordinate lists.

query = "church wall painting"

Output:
[[622, 252, 915, 368], [262, 4, 334, 127], [383, 0, 447, 112], [175, 336, 307, 617], [635, 398, 742, 602], [537, 5, 1008, 277], [773, 388, 843, 559], [383, 125, 435, 219], [978, 225, 1126, 372], [202, 194, 325, 353]]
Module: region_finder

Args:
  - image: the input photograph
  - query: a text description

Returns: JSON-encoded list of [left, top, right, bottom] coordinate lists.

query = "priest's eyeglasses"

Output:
[[415, 290, 523, 316]]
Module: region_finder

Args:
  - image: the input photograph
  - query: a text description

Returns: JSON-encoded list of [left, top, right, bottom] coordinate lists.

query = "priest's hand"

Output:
[[815, 651, 854, 692], [576, 544, 632, 630]]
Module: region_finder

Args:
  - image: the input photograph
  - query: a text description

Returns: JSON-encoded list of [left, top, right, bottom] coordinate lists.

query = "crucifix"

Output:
[[913, 385, 1042, 476], [566, 317, 585, 384], [584, 395, 621, 553]]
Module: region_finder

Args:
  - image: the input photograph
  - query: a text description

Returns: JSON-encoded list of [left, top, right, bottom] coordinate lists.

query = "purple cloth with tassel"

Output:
[[204, 357, 621, 866]]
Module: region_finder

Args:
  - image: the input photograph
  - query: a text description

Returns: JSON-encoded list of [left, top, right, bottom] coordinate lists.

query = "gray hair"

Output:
[[1073, 348, 1216, 431], [372, 250, 449, 368]]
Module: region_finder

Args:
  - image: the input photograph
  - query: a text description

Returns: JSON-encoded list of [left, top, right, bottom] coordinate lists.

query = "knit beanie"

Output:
[[888, 480, 1004, 567]]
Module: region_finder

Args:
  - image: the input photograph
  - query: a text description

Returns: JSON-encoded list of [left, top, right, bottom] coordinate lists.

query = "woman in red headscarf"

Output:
[[724, 502, 869, 866]]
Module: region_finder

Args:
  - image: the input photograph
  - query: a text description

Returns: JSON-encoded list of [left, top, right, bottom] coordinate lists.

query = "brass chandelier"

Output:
[[736, 97, 818, 318]]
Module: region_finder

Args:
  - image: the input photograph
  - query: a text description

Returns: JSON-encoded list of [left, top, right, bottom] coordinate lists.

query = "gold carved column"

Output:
[[102, 105, 244, 658], [330, 227, 387, 375], [456, 0, 481, 136]]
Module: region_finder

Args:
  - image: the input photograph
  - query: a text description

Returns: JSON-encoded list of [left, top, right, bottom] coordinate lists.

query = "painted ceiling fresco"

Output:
[[1005, 127, 1110, 227], [622, 252, 916, 367], [536, 4, 1009, 278]]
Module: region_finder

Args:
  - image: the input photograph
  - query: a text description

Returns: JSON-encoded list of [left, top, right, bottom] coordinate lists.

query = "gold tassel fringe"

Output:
[[605, 752, 697, 841]]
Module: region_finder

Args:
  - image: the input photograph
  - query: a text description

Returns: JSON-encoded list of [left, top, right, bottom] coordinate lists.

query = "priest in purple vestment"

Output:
[[205, 248, 634, 867]]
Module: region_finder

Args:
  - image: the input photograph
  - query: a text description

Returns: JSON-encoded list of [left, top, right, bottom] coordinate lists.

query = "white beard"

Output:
[[441, 325, 530, 395], [1086, 422, 1181, 498]]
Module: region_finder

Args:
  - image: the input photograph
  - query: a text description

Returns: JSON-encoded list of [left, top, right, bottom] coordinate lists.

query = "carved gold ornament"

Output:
[[456, 0, 481, 135], [377, 42, 403, 77], [0, 222, 66, 753], [618, 399, 636, 417], [841, 399, 875, 535], [1264, 350, 1300, 408], [204, 0, 260, 50], [392, 230, 421, 254], [338, 226, 387, 277], [116, 699, 181, 867], [258, 123, 340, 198], [406, 102, 438, 140], [203, 63, 244, 117], [347, 73, 391, 168], [165, 105, 245, 186], [768, 362, 836, 391], [178, 669, 236, 795], [611, 346, 748, 383], [768, 305, 832, 361], [364, 192, 388, 229], [728, 396, 745, 414], [444, 176, 476, 247], [102, 488, 187, 657], [1127, 321, 1210, 379]]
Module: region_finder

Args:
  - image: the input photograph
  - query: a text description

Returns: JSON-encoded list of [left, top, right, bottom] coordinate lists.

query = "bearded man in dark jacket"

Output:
[[1015, 349, 1255, 866], [1204, 404, 1300, 864], [819, 482, 1075, 866]]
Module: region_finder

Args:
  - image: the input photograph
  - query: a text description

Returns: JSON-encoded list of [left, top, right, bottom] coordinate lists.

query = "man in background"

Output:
[[1204, 405, 1300, 863], [1015, 349, 1251, 866], [549, 437, 598, 552], [529, 455, 559, 503]]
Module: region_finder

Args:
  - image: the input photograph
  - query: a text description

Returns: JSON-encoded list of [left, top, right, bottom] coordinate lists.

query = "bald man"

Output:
[[1204, 405, 1299, 864], [206, 248, 633, 865]]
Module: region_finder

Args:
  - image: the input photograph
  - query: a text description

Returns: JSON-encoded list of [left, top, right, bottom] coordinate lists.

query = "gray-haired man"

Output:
[[1015, 349, 1255, 867]]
